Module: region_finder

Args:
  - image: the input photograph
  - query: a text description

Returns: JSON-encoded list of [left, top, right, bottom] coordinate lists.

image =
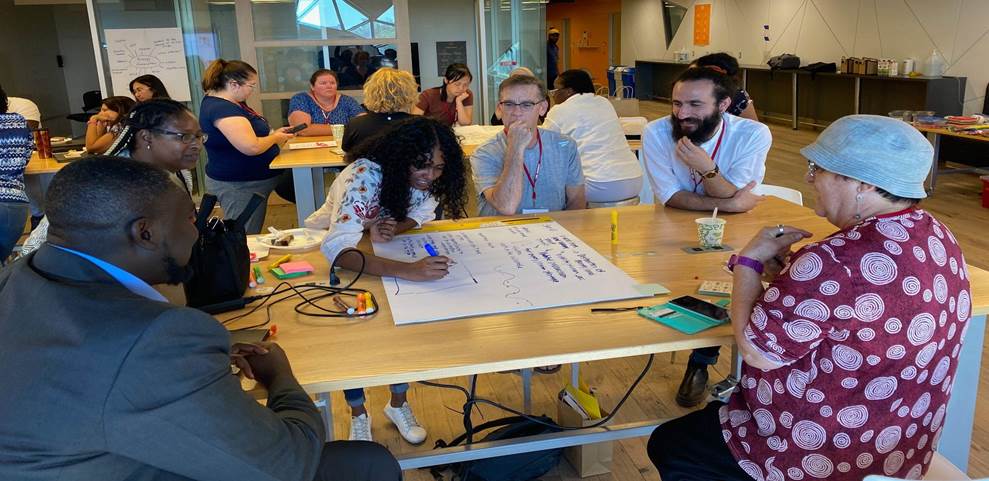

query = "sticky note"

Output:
[[278, 261, 314, 274]]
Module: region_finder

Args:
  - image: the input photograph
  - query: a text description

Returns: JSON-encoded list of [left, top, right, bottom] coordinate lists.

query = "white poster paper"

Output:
[[105, 28, 192, 102], [373, 221, 646, 325]]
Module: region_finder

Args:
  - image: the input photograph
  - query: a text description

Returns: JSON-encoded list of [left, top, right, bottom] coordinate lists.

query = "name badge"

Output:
[[522, 208, 549, 214]]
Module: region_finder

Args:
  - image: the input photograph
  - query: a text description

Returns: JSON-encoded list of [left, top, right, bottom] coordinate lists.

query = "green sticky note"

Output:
[[635, 283, 671, 296], [270, 267, 310, 280]]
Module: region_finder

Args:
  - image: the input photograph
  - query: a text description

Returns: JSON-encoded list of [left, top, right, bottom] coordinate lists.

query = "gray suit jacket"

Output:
[[0, 245, 325, 480]]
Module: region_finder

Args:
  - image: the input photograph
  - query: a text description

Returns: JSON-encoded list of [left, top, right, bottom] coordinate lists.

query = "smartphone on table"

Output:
[[668, 295, 730, 322]]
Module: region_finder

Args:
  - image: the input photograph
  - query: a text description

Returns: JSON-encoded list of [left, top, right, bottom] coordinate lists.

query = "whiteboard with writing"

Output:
[[105, 28, 192, 102], [373, 221, 646, 325]]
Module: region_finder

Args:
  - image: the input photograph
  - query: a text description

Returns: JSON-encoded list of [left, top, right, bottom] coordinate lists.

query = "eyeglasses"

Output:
[[498, 100, 543, 111], [153, 128, 207, 144], [807, 161, 818, 178]]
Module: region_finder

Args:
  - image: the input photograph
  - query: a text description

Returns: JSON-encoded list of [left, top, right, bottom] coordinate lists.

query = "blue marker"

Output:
[[423, 243, 439, 257]]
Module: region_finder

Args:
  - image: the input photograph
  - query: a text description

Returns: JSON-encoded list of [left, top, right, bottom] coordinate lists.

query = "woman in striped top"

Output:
[[0, 84, 32, 264]]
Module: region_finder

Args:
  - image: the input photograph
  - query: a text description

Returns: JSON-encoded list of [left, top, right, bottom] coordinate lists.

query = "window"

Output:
[[253, 0, 397, 41]]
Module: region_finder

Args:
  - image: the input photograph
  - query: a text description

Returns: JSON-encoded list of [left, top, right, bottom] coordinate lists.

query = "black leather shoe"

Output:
[[675, 363, 709, 407]]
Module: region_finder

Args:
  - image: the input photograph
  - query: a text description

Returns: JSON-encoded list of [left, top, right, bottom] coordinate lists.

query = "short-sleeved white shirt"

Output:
[[7, 97, 41, 124], [542, 93, 642, 183], [642, 113, 771, 205]]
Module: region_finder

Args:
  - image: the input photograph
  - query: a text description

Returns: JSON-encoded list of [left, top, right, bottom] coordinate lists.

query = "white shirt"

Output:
[[305, 158, 438, 262], [642, 113, 771, 205], [542, 93, 642, 183], [7, 97, 41, 124]]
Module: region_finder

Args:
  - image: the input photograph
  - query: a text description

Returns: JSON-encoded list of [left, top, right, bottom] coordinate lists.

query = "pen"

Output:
[[591, 306, 647, 312], [423, 243, 439, 256], [270, 254, 292, 269], [333, 296, 355, 315]]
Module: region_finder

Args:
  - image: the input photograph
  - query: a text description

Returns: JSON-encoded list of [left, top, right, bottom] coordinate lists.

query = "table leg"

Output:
[[926, 132, 941, 192], [853, 77, 860, 114], [938, 313, 986, 471], [314, 392, 334, 441], [521, 368, 533, 414], [290, 167, 327, 227], [791, 72, 799, 130]]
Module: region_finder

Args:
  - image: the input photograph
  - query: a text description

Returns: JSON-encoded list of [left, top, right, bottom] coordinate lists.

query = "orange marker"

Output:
[[357, 292, 367, 314], [248, 267, 257, 288], [263, 324, 278, 340]]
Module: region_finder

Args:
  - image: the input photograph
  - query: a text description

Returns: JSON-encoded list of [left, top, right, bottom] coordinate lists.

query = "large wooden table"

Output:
[[915, 125, 989, 191], [226, 198, 989, 470], [269, 134, 644, 226], [25, 151, 68, 175]]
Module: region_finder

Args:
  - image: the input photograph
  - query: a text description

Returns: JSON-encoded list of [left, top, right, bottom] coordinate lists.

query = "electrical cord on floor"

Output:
[[418, 353, 656, 441]]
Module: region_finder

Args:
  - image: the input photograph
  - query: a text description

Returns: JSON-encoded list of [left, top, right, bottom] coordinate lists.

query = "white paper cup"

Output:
[[331, 124, 345, 140], [695, 218, 727, 248]]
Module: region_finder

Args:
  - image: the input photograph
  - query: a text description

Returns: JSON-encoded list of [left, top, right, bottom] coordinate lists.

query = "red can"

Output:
[[36, 128, 52, 159]]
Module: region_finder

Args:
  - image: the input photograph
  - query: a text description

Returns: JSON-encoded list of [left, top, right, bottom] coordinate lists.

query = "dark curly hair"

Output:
[[347, 116, 468, 221], [107, 99, 190, 155]]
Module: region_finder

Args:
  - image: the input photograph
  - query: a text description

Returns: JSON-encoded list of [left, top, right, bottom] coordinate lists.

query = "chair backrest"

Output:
[[753, 184, 803, 206], [82, 90, 102, 111], [618, 116, 647, 137]]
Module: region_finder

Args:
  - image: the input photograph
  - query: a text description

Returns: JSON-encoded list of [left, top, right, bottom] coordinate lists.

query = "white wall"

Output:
[[621, 0, 989, 114], [54, 4, 101, 137], [409, 0, 480, 123]]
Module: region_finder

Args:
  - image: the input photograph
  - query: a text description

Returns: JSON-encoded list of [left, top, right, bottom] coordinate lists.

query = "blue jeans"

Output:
[[344, 384, 409, 408], [0, 202, 28, 264], [689, 346, 721, 366], [205, 173, 287, 235]]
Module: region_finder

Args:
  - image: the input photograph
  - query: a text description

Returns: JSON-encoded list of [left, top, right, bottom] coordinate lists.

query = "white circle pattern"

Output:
[[836, 405, 869, 428], [931, 404, 946, 431], [764, 286, 780, 302], [901, 365, 917, 380], [779, 411, 794, 428], [753, 408, 776, 435], [860, 252, 898, 285], [837, 462, 851, 473], [819, 358, 833, 373], [907, 464, 923, 479], [757, 379, 773, 405], [861, 429, 875, 443], [906, 423, 918, 438], [916, 342, 937, 368], [930, 356, 950, 386], [833, 432, 851, 448], [841, 377, 858, 389], [913, 245, 927, 262], [832, 345, 864, 371], [834, 305, 854, 319], [884, 450, 905, 475], [801, 454, 834, 478], [738, 460, 765, 481], [885, 318, 903, 334], [950, 257, 958, 274], [789, 252, 824, 281], [911, 392, 931, 418], [783, 295, 796, 307], [819, 280, 840, 296], [933, 274, 948, 304], [867, 355, 881, 366], [877, 220, 910, 241], [887, 344, 906, 359], [792, 420, 827, 450], [795, 299, 830, 321], [857, 328, 876, 341], [928, 236, 947, 267], [865, 376, 898, 400], [957, 290, 970, 322], [857, 452, 874, 469], [907, 313, 936, 346], [884, 240, 903, 255], [902, 276, 921, 296], [855, 293, 885, 322], [787, 467, 804, 480], [785, 320, 822, 342], [875, 425, 902, 454], [923, 289, 933, 302], [806, 389, 825, 403]]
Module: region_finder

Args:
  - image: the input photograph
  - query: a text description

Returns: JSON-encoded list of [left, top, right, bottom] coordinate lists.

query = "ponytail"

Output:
[[202, 59, 257, 92]]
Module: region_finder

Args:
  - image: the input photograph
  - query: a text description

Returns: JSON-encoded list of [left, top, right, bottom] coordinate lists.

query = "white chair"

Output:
[[862, 452, 979, 481], [587, 196, 640, 209], [753, 184, 804, 206], [618, 116, 647, 138]]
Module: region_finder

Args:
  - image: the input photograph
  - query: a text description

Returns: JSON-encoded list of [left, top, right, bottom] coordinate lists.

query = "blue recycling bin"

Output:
[[620, 66, 636, 98], [607, 66, 618, 96]]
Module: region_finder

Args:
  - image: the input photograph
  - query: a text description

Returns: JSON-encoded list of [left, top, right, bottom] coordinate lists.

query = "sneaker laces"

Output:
[[395, 404, 421, 429], [350, 415, 371, 438]]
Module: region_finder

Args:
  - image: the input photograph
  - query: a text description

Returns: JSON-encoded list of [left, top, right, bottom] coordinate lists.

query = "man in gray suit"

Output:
[[0, 157, 401, 480]]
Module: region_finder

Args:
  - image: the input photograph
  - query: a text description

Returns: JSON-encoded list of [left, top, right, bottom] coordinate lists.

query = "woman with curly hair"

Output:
[[303, 115, 467, 444], [85, 96, 136, 154], [340, 68, 417, 152]]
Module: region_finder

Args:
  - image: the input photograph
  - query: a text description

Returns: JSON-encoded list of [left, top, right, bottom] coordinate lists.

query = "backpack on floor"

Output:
[[429, 415, 564, 481]]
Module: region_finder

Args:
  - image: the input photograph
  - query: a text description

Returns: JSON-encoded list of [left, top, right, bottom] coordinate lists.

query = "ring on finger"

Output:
[[776, 224, 785, 236]]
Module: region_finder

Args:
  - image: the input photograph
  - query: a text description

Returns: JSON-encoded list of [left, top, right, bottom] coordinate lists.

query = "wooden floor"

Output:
[[258, 100, 989, 479]]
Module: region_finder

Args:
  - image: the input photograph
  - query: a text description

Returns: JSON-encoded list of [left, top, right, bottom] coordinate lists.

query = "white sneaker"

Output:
[[349, 413, 373, 441], [383, 402, 427, 444]]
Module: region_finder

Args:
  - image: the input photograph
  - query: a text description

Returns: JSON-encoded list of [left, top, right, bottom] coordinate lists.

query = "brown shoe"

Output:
[[675, 363, 709, 407]]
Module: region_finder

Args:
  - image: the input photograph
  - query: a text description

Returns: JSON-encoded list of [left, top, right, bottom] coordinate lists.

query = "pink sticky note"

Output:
[[278, 261, 315, 274]]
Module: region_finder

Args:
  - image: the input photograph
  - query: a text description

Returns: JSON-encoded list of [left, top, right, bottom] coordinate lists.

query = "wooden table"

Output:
[[915, 125, 989, 191], [268, 136, 348, 227], [25, 151, 69, 175], [269, 135, 644, 227], [225, 198, 989, 471]]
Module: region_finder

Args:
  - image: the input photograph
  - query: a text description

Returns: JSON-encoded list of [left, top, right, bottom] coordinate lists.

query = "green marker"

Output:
[[253, 265, 265, 284]]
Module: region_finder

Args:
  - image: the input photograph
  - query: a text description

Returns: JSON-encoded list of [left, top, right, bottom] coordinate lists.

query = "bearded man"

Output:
[[642, 66, 772, 408]]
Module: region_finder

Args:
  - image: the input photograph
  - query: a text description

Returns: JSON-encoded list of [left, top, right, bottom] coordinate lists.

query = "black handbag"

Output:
[[183, 193, 264, 309], [767, 53, 801, 70]]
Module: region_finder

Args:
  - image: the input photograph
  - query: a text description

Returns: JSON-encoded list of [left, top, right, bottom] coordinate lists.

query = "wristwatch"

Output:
[[700, 165, 720, 179], [727, 254, 764, 274]]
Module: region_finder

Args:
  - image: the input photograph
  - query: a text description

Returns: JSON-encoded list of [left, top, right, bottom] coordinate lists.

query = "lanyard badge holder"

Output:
[[521, 131, 548, 214]]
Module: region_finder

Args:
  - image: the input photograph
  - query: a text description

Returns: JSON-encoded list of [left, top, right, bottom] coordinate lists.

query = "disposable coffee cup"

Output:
[[695, 217, 727, 248], [331, 124, 345, 141]]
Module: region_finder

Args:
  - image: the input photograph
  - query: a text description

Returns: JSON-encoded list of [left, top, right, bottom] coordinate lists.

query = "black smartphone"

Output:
[[669, 295, 730, 321], [286, 123, 308, 134]]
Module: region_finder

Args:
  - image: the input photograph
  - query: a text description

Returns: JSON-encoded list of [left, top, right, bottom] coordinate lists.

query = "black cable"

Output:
[[420, 354, 655, 436]]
